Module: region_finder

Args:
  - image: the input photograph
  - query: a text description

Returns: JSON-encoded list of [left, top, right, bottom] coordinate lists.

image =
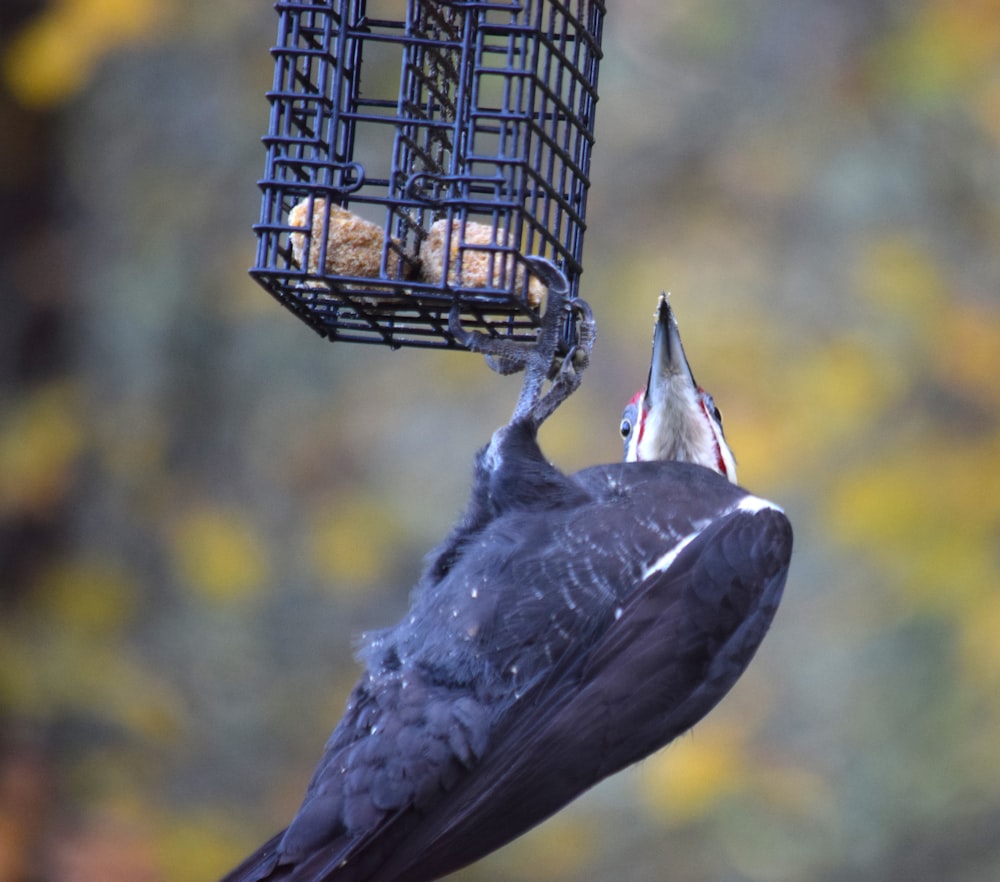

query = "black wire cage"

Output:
[[251, 0, 606, 349]]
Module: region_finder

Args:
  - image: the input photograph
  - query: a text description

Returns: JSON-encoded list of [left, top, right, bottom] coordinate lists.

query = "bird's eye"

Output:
[[620, 402, 639, 446]]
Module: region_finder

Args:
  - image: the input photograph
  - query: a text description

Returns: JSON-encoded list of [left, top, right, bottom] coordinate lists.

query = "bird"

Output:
[[221, 264, 792, 882]]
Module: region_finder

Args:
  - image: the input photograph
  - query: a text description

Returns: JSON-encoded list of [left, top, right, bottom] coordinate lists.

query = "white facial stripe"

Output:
[[705, 408, 738, 484]]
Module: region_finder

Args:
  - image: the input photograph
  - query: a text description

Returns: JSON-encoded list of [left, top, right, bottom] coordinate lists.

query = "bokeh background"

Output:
[[2, 1, 999, 880]]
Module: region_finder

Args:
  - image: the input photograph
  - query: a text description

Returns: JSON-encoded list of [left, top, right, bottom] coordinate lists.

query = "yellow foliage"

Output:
[[826, 432, 1000, 612], [2, 0, 169, 108], [158, 810, 251, 882], [958, 592, 1000, 687], [35, 557, 138, 637], [305, 494, 402, 590], [790, 339, 903, 443], [0, 621, 182, 744], [170, 505, 270, 602], [736, 337, 904, 488], [933, 301, 1000, 408], [856, 234, 947, 319], [0, 382, 84, 517], [873, 0, 1000, 103], [637, 725, 746, 823]]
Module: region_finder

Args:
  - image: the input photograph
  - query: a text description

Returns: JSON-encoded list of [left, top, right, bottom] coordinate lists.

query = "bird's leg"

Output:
[[523, 297, 595, 427], [450, 257, 594, 424], [506, 260, 594, 427], [481, 291, 595, 496]]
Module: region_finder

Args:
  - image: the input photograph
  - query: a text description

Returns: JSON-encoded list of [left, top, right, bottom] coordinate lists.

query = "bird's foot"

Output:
[[448, 307, 531, 376], [450, 257, 594, 428], [448, 256, 567, 376]]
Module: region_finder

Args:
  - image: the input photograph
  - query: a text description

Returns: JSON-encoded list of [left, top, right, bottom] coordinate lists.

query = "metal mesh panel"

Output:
[[251, 0, 605, 349]]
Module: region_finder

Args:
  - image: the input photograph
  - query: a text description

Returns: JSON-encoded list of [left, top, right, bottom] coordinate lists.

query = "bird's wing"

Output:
[[363, 502, 792, 882], [221, 475, 791, 882]]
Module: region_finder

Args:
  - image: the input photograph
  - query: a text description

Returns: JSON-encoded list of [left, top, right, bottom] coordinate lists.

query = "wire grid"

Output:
[[251, 0, 605, 349]]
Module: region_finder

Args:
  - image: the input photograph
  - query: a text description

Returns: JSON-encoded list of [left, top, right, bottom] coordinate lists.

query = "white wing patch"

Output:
[[641, 529, 704, 580], [641, 493, 784, 580], [736, 494, 784, 515]]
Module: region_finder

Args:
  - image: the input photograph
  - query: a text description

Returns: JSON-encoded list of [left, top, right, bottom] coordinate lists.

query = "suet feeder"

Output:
[[251, 0, 606, 349]]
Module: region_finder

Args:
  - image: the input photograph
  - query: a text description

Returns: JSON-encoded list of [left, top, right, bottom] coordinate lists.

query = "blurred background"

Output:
[[2, 1, 999, 880]]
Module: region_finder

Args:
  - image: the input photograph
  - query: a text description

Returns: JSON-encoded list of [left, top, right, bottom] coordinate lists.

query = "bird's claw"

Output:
[[522, 255, 569, 302], [556, 298, 595, 376], [448, 256, 568, 378], [451, 256, 595, 428], [449, 304, 527, 376], [525, 297, 595, 425]]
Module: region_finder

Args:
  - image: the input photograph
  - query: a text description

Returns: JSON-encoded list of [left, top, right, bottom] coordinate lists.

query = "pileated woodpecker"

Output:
[[222, 265, 792, 882]]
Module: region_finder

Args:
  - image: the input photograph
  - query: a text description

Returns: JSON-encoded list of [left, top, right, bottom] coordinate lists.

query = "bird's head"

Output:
[[620, 295, 737, 481]]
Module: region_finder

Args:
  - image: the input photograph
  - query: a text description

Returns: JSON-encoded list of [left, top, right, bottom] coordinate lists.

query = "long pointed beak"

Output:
[[644, 294, 697, 408]]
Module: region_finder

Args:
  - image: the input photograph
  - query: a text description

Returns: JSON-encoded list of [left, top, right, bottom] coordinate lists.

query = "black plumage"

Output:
[[222, 417, 792, 882]]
